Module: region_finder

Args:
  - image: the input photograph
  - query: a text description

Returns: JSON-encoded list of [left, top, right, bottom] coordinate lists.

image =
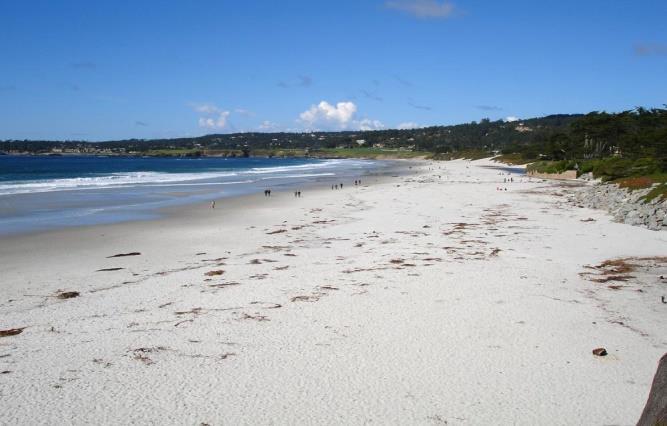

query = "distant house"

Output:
[[515, 123, 533, 133], [373, 143, 385, 148], [355, 139, 366, 146]]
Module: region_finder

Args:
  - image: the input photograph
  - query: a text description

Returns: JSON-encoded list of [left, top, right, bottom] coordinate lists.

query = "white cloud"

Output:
[[356, 118, 385, 131], [505, 116, 520, 122], [299, 101, 358, 130], [193, 103, 221, 114], [397, 121, 421, 129], [190, 102, 231, 130], [278, 75, 314, 88], [235, 108, 254, 117], [198, 111, 230, 129], [297, 100, 385, 131], [259, 120, 279, 131], [385, 0, 455, 19]]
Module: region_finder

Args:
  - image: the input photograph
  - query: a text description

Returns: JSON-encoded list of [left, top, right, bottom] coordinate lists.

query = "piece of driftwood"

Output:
[[0, 328, 24, 337], [107, 252, 141, 258]]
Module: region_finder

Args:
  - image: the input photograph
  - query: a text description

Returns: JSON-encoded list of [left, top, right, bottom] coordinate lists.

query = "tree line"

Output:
[[2, 107, 665, 175]]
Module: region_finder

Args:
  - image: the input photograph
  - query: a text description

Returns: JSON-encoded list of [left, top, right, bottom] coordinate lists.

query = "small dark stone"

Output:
[[57, 291, 80, 299], [593, 348, 608, 356]]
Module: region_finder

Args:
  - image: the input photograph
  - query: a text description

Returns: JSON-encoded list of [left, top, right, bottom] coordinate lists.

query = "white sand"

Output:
[[1, 158, 665, 425]]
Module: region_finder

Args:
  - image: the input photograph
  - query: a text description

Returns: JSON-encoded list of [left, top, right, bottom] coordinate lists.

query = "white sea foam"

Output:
[[0, 171, 237, 195], [0, 159, 363, 196], [246, 160, 344, 174], [258, 173, 336, 180]]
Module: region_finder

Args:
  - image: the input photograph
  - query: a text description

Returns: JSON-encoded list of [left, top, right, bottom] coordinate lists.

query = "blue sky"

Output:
[[1, 0, 666, 140]]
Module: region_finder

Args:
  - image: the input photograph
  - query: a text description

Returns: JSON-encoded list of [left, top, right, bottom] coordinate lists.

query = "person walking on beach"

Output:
[[211, 201, 215, 209], [340, 183, 343, 189], [297, 191, 301, 197]]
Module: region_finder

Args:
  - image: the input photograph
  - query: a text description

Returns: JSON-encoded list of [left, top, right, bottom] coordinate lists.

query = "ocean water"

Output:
[[0, 155, 385, 235]]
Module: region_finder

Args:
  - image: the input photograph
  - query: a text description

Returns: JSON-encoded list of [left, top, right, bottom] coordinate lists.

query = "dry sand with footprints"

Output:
[[1, 158, 665, 425]]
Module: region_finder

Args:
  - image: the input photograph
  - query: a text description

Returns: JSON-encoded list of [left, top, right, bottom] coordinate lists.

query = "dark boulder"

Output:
[[637, 353, 667, 426]]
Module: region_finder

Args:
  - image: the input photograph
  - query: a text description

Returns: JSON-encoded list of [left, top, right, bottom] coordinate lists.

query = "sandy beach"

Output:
[[1, 158, 665, 425]]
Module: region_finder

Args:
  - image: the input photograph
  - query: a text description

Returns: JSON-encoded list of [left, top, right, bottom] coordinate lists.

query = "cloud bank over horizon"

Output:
[[299, 101, 357, 130], [192, 103, 231, 130], [298, 100, 386, 131]]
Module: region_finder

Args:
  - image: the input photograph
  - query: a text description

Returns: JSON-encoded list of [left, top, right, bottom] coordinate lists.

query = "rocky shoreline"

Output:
[[571, 182, 667, 231]]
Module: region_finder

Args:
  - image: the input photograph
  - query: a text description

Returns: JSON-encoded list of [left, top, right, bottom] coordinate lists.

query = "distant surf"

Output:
[[0, 157, 356, 196], [0, 156, 388, 235]]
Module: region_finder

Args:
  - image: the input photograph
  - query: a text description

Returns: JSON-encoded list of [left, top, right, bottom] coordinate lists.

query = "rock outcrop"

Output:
[[637, 353, 667, 426], [571, 183, 667, 231]]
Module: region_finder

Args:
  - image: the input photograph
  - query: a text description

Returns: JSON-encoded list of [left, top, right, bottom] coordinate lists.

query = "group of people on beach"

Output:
[[497, 172, 517, 191], [260, 177, 363, 201], [209, 178, 363, 208], [330, 180, 363, 191]]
